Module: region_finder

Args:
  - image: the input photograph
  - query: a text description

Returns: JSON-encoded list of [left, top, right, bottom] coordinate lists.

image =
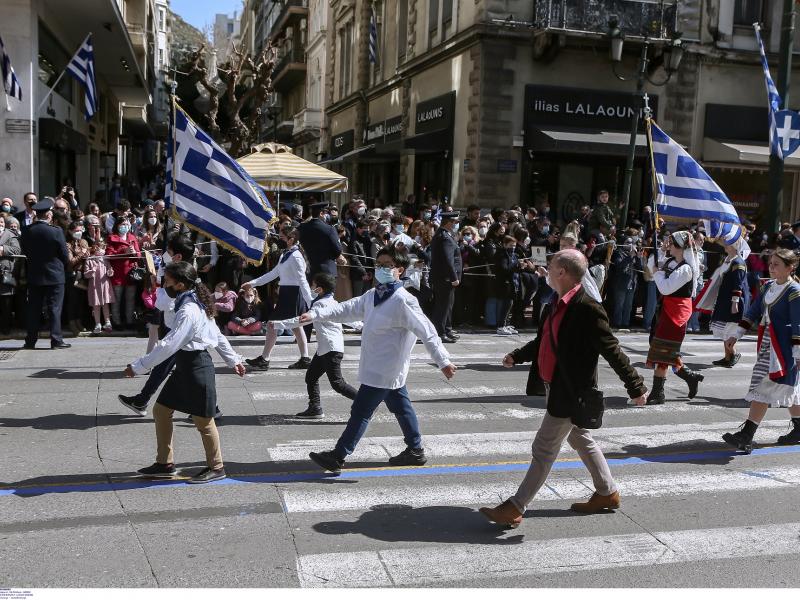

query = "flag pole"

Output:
[[643, 93, 659, 261], [37, 32, 91, 112]]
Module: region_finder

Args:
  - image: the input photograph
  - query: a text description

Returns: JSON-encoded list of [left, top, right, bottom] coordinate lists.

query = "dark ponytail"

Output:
[[164, 261, 217, 319]]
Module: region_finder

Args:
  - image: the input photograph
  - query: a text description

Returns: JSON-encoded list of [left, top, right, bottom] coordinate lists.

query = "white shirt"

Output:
[[649, 253, 695, 296], [310, 287, 451, 389], [272, 294, 343, 355], [246, 248, 314, 305], [131, 299, 242, 375]]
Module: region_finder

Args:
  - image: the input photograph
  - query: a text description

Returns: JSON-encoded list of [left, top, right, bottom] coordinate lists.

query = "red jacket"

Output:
[[106, 233, 141, 287]]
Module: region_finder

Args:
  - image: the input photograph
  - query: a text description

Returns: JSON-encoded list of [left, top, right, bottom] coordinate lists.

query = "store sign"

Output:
[[524, 85, 658, 132], [384, 116, 403, 141], [330, 129, 354, 157], [5, 119, 36, 134], [415, 91, 455, 135]]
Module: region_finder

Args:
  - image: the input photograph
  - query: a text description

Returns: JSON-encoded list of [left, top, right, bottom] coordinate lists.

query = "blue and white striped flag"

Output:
[[368, 4, 378, 65], [166, 103, 274, 265], [65, 34, 97, 120], [1, 35, 22, 102], [649, 121, 740, 227], [754, 24, 800, 159]]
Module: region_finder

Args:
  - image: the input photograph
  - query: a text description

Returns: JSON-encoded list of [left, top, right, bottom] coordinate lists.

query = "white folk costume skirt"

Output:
[[745, 336, 800, 408], [711, 320, 740, 341]]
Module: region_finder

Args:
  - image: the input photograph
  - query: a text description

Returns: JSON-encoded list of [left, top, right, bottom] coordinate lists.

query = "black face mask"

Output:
[[164, 284, 181, 298]]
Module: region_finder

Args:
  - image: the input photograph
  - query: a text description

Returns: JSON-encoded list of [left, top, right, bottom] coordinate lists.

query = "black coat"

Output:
[[429, 228, 462, 283], [14, 209, 34, 231], [509, 286, 646, 419], [21, 220, 69, 286], [298, 218, 342, 277]]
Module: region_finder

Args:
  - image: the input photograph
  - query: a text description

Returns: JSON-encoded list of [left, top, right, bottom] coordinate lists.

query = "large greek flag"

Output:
[[1, 35, 22, 102], [368, 4, 378, 65], [166, 103, 274, 265], [649, 121, 740, 227], [65, 34, 97, 120]]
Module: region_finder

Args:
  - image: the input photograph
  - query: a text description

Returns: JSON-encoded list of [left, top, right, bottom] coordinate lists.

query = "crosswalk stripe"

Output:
[[296, 521, 800, 587], [267, 420, 791, 461], [281, 465, 800, 513]]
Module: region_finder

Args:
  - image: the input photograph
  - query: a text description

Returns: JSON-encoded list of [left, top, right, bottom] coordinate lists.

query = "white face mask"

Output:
[[244, 295, 255, 304], [147, 218, 158, 226], [72, 231, 83, 240], [478, 227, 488, 237], [162, 251, 173, 266], [213, 291, 223, 299], [357, 207, 366, 216]]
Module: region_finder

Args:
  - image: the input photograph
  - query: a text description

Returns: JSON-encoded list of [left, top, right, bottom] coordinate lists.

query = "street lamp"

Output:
[[607, 17, 683, 230]]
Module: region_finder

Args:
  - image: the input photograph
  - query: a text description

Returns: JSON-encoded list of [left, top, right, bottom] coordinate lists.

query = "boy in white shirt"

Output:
[[298, 246, 457, 474], [269, 272, 357, 419]]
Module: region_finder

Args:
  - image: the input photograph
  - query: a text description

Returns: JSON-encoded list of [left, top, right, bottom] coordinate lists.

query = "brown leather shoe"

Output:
[[478, 499, 523, 528], [570, 491, 621, 513]]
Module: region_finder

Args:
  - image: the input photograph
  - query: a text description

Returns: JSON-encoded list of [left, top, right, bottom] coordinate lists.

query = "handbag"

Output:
[[73, 270, 88, 290], [545, 301, 605, 429], [0, 268, 15, 287], [128, 266, 146, 283]]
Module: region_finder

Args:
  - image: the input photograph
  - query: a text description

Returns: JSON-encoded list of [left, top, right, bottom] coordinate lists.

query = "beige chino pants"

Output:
[[153, 402, 223, 471]]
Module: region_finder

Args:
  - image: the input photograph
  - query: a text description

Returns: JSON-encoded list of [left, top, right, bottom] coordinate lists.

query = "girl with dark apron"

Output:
[[124, 262, 245, 484], [245, 225, 314, 371]]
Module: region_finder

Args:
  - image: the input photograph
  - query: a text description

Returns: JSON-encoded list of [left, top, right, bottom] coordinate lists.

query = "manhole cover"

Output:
[[0, 350, 18, 361]]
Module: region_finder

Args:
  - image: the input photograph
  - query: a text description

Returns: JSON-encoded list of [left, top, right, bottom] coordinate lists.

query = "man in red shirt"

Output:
[[480, 249, 647, 528]]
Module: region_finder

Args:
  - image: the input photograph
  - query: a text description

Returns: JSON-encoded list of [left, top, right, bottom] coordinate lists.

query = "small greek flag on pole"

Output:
[[166, 102, 275, 265], [66, 34, 98, 120], [369, 3, 378, 65], [1, 34, 22, 103], [754, 23, 800, 159]]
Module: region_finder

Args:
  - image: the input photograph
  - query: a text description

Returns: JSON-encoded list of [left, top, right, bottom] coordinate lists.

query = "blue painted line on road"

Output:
[[2, 444, 799, 497]]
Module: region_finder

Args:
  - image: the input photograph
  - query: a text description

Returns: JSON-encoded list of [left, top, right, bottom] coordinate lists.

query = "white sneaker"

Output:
[[505, 325, 519, 334], [92, 323, 102, 334], [496, 328, 512, 336]]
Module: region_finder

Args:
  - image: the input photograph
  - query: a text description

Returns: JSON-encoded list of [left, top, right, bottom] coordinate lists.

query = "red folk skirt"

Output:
[[646, 296, 693, 368]]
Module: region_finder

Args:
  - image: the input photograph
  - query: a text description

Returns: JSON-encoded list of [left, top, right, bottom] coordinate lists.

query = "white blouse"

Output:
[[246, 247, 314, 305]]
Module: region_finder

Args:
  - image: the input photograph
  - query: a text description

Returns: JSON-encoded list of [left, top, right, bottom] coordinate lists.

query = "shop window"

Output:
[[38, 22, 74, 104], [733, 0, 764, 26], [428, 0, 439, 45], [338, 21, 354, 99], [158, 7, 166, 32], [398, 0, 408, 62], [443, 0, 453, 31]]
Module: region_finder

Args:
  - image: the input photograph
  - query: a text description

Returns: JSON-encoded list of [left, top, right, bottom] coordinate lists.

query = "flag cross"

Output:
[[776, 112, 800, 153]]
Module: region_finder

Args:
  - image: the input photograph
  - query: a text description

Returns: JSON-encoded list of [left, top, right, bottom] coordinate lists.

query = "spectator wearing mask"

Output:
[[429, 211, 463, 344], [139, 209, 163, 251], [84, 214, 104, 248], [298, 201, 343, 280], [494, 235, 523, 335], [228, 287, 264, 336], [212, 282, 238, 329], [479, 222, 506, 327], [0, 215, 21, 334], [65, 220, 90, 335], [529, 218, 551, 247], [86, 203, 101, 218], [84, 241, 114, 334], [334, 225, 353, 301], [106, 217, 141, 328], [141, 275, 160, 351], [15, 192, 37, 230], [105, 200, 131, 234], [453, 226, 483, 326], [1, 197, 14, 216], [340, 224, 368, 298], [608, 237, 642, 329]]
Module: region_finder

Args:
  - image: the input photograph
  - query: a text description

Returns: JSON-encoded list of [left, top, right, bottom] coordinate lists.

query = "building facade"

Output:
[[213, 10, 241, 64], [315, 0, 800, 229], [1, 0, 156, 207]]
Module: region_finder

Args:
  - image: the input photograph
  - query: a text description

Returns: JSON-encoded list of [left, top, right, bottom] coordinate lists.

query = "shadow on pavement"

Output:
[[28, 367, 239, 379], [457, 363, 528, 372], [312, 504, 525, 545], [614, 441, 737, 465]]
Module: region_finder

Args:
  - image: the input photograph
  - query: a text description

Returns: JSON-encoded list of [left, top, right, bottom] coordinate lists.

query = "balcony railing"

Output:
[[269, 0, 309, 40], [533, 0, 679, 40], [127, 22, 147, 50], [292, 108, 323, 135], [272, 46, 307, 91]]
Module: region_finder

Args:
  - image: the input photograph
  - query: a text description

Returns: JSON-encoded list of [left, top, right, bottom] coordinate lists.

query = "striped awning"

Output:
[[236, 142, 349, 192]]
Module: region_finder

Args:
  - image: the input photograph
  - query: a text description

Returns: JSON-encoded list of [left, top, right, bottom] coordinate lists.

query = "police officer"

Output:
[[430, 211, 463, 343], [298, 201, 342, 280], [22, 197, 71, 349]]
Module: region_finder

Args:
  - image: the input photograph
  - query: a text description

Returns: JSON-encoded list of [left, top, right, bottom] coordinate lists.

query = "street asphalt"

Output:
[[0, 330, 799, 588]]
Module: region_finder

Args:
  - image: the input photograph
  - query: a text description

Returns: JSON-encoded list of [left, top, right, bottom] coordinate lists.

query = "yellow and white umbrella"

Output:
[[236, 142, 348, 194]]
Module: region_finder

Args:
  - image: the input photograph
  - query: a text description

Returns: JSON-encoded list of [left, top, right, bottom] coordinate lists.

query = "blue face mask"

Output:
[[375, 266, 396, 284], [118, 226, 130, 236], [394, 224, 404, 233], [541, 226, 550, 235], [423, 212, 432, 220], [452, 223, 460, 233], [0, 205, 10, 213]]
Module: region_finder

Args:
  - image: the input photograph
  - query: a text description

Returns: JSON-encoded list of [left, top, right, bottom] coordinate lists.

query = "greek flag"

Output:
[[368, 4, 378, 65], [1, 35, 22, 102], [702, 219, 743, 245], [649, 121, 740, 228], [754, 24, 800, 159], [65, 34, 97, 120], [166, 103, 274, 265]]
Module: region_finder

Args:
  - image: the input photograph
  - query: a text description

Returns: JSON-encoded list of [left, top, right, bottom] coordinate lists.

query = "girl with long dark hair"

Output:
[[124, 261, 245, 484]]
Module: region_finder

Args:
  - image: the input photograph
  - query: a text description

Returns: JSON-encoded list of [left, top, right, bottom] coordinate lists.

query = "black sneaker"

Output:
[[296, 405, 324, 419], [187, 467, 226, 484], [245, 356, 270, 371], [388, 446, 427, 466], [309, 450, 344, 474], [137, 462, 177, 478], [288, 357, 312, 369], [118, 394, 148, 417], [722, 430, 754, 454], [728, 353, 742, 367]]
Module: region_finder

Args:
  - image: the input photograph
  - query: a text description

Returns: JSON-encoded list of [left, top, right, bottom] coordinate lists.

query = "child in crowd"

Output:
[[213, 282, 238, 329], [228, 287, 264, 335], [142, 275, 159, 353], [299, 246, 457, 474], [84, 242, 114, 334], [124, 261, 246, 484], [270, 273, 357, 419]]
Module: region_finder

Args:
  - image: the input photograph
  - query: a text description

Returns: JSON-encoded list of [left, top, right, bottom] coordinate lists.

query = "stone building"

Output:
[[316, 0, 800, 228]]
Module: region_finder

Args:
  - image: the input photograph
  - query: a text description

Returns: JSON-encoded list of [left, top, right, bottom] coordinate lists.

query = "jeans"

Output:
[[611, 281, 635, 328], [642, 280, 657, 330], [305, 351, 357, 405], [112, 284, 136, 324], [495, 297, 512, 328], [484, 297, 498, 327], [334, 384, 422, 459]]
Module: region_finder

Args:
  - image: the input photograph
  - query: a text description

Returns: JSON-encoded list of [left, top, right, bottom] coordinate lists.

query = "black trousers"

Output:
[[25, 284, 64, 346], [431, 281, 455, 336], [305, 351, 357, 406]]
